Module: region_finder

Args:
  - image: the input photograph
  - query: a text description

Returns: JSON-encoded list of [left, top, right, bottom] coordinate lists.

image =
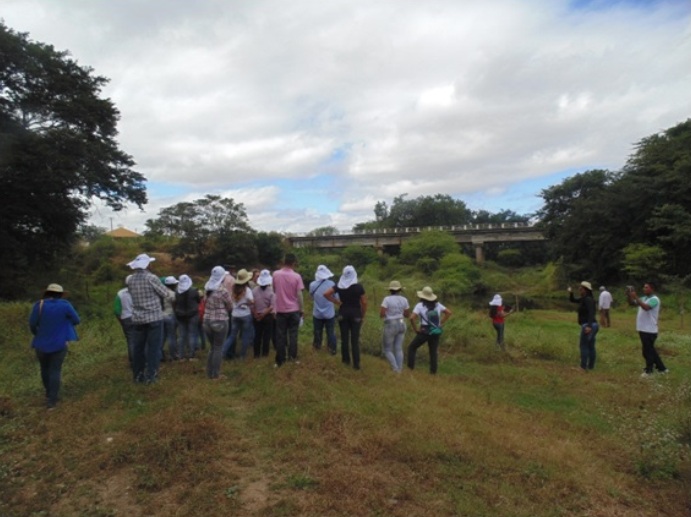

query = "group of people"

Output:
[[567, 280, 668, 377], [27, 250, 670, 410]]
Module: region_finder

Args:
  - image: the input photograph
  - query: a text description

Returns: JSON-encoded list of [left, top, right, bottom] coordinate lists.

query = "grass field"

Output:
[[1, 300, 689, 516]]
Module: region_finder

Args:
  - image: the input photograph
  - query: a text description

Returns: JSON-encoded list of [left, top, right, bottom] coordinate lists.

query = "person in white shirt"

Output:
[[598, 286, 613, 328], [627, 281, 668, 377]]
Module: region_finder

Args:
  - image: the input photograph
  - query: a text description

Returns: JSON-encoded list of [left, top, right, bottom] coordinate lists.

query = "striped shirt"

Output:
[[127, 270, 175, 324]]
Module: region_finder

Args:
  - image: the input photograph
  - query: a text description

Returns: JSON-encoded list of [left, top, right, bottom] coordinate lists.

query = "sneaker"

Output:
[[658, 369, 670, 375], [640, 371, 653, 378]]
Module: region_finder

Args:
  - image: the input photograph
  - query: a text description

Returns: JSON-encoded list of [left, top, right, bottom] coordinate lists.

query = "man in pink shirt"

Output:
[[272, 253, 304, 366]]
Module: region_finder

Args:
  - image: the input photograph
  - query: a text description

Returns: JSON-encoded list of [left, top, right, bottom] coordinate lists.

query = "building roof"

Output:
[[105, 227, 141, 238]]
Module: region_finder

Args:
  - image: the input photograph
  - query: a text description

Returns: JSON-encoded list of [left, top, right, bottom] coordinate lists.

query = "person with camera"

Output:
[[627, 282, 668, 377], [568, 281, 599, 371]]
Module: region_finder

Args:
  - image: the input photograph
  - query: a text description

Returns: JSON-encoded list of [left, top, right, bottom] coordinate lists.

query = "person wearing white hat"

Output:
[[407, 286, 452, 374], [568, 281, 599, 371], [380, 280, 410, 372], [598, 286, 613, 328], [29, 283, 80, 409], [324, 265, 367, 370], [252, 269, 275, 358], [126, 253, 175, 383], [162, 276, 179, 361], [202, 266, 234, 379], [175, 275, 202, 360], [114, 275, 134, 367], [488, 294, 512, 350], [309, 265, 338, 355]]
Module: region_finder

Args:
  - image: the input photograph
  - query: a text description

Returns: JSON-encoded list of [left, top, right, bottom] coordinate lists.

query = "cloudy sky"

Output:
[[4, 0, 691, 234]]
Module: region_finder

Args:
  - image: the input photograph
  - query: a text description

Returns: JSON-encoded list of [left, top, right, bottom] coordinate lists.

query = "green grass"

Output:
[[1, 301, 690, 516]]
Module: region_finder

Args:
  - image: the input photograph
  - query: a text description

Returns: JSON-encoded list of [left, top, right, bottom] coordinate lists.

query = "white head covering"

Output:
[[205, 266, 226, 291], [127, 253, 156, 270], [164, 276, 179, 286], [315, 265, 334, 281], [490, 294, 502, 306], [177, 274, 193, 293], [338, 265, 358, 289], [257, 269, 272, 287]]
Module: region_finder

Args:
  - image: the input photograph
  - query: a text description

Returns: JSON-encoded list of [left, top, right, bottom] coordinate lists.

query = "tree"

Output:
[[145, 195, 254, 269], [306, 225, 339, 237], [399, 230, 459, 270], [0, 23, 146, 297], [386, 194, 472, 228]]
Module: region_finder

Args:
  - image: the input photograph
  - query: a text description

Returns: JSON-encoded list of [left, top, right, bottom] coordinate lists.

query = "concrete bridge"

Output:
[[286, 223, 545, 263]]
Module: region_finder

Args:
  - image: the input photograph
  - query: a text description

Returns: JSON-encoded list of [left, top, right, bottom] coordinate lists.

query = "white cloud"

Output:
[[3, 0, 691, 233]]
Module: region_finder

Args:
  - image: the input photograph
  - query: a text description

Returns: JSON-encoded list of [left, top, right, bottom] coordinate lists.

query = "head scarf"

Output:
[[205, 266, 226, 291], [177, 274, 193, 294], [489, 294, 502, 306], [338, 265, 358, 289], [315, 265, 334, 281]]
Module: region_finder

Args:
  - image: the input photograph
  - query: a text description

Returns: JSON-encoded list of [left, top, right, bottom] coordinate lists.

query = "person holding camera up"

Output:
[[627, 282, 668, 378]]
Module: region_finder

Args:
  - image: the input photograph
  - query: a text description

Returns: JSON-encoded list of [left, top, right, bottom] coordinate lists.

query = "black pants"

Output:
[[36, 348, 68, 406], [639, 331, 666, 373], [253, 314, 274, 357], [407, 332, 440, 374], [338, 315, 362, 369]]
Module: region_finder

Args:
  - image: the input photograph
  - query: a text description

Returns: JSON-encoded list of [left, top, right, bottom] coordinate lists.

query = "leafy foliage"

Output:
[[0, 23, 146, 297]]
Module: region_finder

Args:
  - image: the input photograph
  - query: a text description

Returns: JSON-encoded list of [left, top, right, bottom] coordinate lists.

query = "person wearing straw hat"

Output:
[[407, 286, 451, 374], [380, 280, 410, 372], [324, 265, 367, 370], [252, 269, 275, 358], [568, 281, 599, 371], [29, 283, 80, 409], [126, 253, 175, 384], [222, 268, 255, 360], [202, 266, 233, 379], [309, 265, 338, 355]]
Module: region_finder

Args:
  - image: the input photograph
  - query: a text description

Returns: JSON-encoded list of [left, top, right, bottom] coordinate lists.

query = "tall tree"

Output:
[[0, 23, 145, 297]]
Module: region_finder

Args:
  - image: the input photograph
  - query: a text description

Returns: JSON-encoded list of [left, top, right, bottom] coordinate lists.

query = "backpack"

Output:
[[424, 306, 443, 335]]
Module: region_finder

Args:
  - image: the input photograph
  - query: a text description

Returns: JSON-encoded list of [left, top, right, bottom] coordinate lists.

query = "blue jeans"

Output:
[[313, 316, 337, 353], [338, 315, 362, 369], [162, 314, 178, 360], [177, 314, 199, 358], [36, 348, 68, 406], [382, 319, 406, 372], [204, 320, 228, 378], [579, 323, 599, 370], [275, 311, 301, 366], [131, 320, 164, 383], [223, 315, 255, 359]]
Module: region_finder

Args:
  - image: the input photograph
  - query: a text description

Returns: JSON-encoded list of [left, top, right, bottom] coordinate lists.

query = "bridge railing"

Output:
[[288, 222, 533, 238]]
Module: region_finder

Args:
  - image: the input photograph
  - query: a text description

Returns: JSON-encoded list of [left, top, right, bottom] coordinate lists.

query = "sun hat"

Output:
[[257, 269, 272, 287], [489, 294, 502, 306], [177, 274, 192, 293], [235, 268, 252, 285], [417, 286, 438, 302], [338, 265, 358, 289], [315, 265, 334, 281], [164, 276, 179, 286], [599, 286, 605, 291], [205, 266, 226, 291], [45, 283, 64, 293], [388, 280, 403, 291], [127, 253, 156, 270], [580, 281, 593, 291]]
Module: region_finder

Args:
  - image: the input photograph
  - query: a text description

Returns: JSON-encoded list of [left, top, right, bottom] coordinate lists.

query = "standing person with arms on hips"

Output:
[[114, 275, 134, 367], [203, 266, 233, 379], [628, 282, 668, 377], [272, 253, 305, 367], [309, 265, 338, 355], [324, 265, 367, 370], [252, 269, 275, 358], [407, 286, 451, 375], [380, 280, 410, 373], [175, 274, 201, 360], [598, 286, 613, 328], [127, 253, 175, 384], [568, 281, 599, 372], [489, 294, 511, 350], [29, 284, 80, 410]]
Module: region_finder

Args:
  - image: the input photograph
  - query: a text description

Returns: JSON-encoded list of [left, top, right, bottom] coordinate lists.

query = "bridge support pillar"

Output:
[[472, 240, 485, 264]]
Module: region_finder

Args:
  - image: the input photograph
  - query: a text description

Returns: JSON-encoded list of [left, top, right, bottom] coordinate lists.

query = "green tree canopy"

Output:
[[0, 23, 146, 296]]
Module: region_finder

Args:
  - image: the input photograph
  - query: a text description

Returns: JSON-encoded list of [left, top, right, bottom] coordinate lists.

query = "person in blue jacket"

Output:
[[29, 283, 80, 409]]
